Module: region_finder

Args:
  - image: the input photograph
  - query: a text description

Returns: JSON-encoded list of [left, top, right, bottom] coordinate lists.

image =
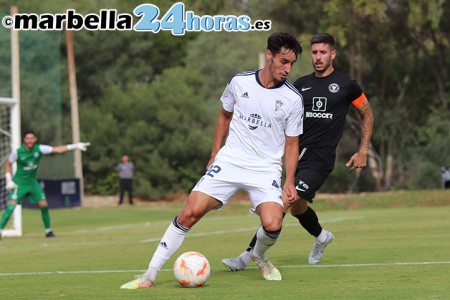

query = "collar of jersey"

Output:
[[255, 69, 286, 89]]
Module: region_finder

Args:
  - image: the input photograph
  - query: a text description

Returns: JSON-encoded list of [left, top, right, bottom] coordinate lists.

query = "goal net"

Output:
[[0, 97, 22, 237]]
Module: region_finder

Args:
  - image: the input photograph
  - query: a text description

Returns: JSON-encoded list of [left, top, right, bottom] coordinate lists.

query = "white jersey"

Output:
[[216, 70, 304, 174]]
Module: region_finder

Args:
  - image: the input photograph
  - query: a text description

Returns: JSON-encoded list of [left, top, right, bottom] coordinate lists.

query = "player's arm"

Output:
[[346, 98, 374, 171], [50, 142, 91, 154], [283, 135, 299, 203], [5, 155, 18, 190], [206, 108, 232, 169]]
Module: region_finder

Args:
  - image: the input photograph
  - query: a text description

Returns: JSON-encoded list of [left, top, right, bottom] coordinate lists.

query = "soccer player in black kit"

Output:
[[222, 33, 374, 271]]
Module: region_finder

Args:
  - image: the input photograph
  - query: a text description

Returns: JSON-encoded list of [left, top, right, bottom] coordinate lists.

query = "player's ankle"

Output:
[[316, 229, 328, 243], [144, 267, 158, 283], [240, 251, 251, 266]]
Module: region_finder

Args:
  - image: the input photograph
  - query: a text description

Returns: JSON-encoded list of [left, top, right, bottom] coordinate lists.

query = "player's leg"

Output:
[[292, 205, 334, 264], [0, 200, 18, 239], [28, 181, 55, 237], [241, 179, 285, 281], [37, 200, 55, 237], [128, 179, 134, 205], [118, 179, 125, 205], [222, 199, 290, 272], [250, 201, 284, 281], [223, 166, 333, 269], [252, 202, 283, 257], [121, 167, 235, 289], [145, 191, 221, 278], [292, 168, 333, 264], [121, 191, 221, 289], [0, 186, 26, 239]]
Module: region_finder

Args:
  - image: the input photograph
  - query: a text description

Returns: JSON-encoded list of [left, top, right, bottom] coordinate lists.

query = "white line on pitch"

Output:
[[1, 261, 449, 277], [139, 216, 364, 243]]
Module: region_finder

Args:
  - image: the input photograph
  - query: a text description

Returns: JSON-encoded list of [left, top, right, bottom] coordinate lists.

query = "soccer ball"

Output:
[[173, 251, 210, 287]]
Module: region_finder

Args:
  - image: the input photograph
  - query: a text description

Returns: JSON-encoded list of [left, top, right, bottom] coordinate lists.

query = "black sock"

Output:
[[294, 206, 322, 237]]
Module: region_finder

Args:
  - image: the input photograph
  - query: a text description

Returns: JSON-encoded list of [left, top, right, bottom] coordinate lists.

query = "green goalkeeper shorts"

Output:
[[8, 180, 46, 204]]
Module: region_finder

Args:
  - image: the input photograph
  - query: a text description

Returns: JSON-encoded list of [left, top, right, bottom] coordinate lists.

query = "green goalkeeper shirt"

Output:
[[9, 144, 53, 184]]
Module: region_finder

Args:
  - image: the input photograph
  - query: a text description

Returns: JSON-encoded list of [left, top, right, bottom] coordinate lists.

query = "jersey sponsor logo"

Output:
[[301, 87, 312, 91], [307, 97, 333, 119], [312, 97, 327, 111], [306, 111, 333, 119], [328, 83, 340, 93], [238, 113, 272, 130], [23, 161, 38, 171], [275, 100, 283, 111], [241, 91, 249, 98]]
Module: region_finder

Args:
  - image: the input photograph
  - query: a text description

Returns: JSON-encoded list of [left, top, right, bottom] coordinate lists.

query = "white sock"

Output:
[[239, 251, 251, 266], [45, 228, 52, 234], [145, 219, 189, 282], [252, 226, 281, 259], [317, 229, 328, 243]]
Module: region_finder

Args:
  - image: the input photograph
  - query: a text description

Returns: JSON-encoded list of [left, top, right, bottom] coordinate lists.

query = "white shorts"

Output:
[[192, 160, 283, 209]]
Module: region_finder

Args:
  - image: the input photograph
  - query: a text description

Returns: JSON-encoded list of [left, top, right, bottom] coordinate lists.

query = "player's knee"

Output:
[[264, 223, 282, 232], [261, 225, 282, 241], [178, 207, 201, 228], [37, 200, 48, 208], [290, 198, 309, 216], [261, 218, 282, 232]]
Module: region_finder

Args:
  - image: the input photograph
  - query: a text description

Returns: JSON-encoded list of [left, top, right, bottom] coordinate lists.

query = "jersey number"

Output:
[[206, 165, 222, 177]]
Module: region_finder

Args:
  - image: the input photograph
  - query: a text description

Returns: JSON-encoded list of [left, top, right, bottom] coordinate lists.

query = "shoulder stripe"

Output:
[[235, 70, 258, 77], [228, 70, 258, 84], [284, 80, 302, 97]]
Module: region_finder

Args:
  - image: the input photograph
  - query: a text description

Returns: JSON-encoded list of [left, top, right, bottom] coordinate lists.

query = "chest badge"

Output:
[[275, 100, 283, 111], [328, 83, 340, 93]]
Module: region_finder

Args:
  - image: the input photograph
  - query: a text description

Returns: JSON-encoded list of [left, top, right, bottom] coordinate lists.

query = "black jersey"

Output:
[[294, 71, 366, 152]]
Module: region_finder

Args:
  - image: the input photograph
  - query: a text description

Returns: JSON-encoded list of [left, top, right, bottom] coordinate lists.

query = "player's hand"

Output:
[[76, 142, 91, 151], [6, 180, 18, 190], [283, 181, 297, 204], [5, 173, 18, 190], [346, 150, 368, 171]]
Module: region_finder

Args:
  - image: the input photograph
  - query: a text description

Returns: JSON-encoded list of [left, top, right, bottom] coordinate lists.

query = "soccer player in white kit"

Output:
[[121, 32, 303, 289]]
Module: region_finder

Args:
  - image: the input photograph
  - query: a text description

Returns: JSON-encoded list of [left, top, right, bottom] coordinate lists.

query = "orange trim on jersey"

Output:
[[351, 93, 367, 108]]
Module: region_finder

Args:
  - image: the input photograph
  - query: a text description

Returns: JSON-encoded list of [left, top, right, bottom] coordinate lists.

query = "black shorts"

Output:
[[294, 148, 335, 203]]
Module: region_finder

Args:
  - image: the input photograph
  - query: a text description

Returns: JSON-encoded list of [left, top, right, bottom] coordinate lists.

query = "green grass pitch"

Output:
[[1, 191, 449, 299]]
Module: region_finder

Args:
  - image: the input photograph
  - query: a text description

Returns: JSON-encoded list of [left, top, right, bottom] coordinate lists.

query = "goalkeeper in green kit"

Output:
[[0, 131, 90, 239]]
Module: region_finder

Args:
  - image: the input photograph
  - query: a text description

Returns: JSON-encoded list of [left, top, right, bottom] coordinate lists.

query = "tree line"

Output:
[[1, 0, 448, 198]]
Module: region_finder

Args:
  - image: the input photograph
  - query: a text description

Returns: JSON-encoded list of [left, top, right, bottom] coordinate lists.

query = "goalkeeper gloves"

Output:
[[67, 142, 91, 151], [5, 172, 18, 190]]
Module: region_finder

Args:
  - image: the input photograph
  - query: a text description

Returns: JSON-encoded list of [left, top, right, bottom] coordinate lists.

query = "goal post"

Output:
[[0, 97, 22, 237]]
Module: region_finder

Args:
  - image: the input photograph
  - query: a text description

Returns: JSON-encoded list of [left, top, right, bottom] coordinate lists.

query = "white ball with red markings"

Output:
[[173, 251, 211, 287]]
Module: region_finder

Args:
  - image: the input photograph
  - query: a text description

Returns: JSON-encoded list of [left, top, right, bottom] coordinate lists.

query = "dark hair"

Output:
[[310, 33, 336, 50], [267, 32, 302, 57], [22, 130, 37, 139]]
